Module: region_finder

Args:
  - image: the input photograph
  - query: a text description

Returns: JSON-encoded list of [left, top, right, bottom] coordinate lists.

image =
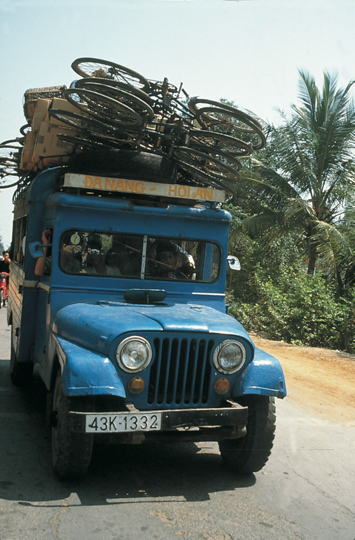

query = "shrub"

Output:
[[228, 265, 355, 352]]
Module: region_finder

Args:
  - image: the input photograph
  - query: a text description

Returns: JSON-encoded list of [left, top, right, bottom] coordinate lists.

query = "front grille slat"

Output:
[[186, 339, 198, 406], [162, 338, 173, 401], [197, 339, 208, 403], [149, 335, 214, 407], [171, 338, 182, 404], [180, 339, 191, 405]]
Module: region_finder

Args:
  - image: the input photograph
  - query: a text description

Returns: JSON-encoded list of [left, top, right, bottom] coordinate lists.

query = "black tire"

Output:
[[57, 133, 126, 152], [189, 97, 263, 128], [219, 395, 276, 474], [173, 146, 241, 182], [0, 289, 2, 308], [0, 144, 22, 165], [0, 176, 21, 189], [75, 77, 154, 106], [188, 129, 253, 157], [194, 107, 266, 150], [75, 80, 155, 122], [48, 109, 133, 145], [20, 124, 31, 136], [63, 88, 143, 128], [10, 326, 33, 387], [174, 159, 237, 195], [71, 57, 150, 91], [51, 370, 94, 479], [186, 132, 243, 171]]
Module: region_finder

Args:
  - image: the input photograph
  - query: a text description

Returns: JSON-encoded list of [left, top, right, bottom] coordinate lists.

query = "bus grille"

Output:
[[148, 336, 215, 407]]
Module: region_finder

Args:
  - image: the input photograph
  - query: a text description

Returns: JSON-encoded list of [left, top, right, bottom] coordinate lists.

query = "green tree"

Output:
[[234, 70, 355, 290]]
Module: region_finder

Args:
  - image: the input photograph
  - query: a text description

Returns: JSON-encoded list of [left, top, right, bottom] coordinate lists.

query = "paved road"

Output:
[[0, 308, 354, 540]]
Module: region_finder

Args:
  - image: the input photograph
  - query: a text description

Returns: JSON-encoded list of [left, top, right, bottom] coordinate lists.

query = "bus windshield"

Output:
[[59, 230, 221, 283]]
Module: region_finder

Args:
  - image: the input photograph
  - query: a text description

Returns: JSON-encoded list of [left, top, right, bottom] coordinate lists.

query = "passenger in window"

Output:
[[34, 229, 52, 276], [115, 236, 142, 277], [85, 234, 107, 275], [105, 249, 122, 276], [155, 241, 195, 280], [60, 244, 82, 274]]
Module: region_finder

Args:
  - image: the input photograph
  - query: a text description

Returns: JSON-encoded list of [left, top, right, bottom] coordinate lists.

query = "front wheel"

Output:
[[219, 395, 276, 474], [0, 289, 2, 308], [51, 370, 94, 479]]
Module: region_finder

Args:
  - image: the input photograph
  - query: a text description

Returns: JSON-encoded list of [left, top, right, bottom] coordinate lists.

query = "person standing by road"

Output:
[[0, 251, 11, 289], [0, 251, 11, 273]]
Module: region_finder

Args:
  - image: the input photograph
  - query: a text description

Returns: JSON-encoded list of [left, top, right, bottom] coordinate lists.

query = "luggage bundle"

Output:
[[1, 58, 266, 195]]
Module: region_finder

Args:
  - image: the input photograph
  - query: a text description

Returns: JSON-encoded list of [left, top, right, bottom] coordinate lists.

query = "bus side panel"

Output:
[[8, 263, 38, 364]]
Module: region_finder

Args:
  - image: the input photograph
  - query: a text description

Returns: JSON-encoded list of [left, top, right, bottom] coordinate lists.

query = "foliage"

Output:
[[224, 202, 305, 301], [228, 71, 355, 293], [228, 264, 355, 353]]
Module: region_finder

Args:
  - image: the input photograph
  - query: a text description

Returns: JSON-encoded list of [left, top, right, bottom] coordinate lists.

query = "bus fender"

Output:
[[232, 347, 287, 398], [55, 336, 126, 398]]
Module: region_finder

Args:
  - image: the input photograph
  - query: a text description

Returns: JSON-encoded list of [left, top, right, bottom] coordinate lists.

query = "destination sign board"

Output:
[[64, 173, 225, 203]]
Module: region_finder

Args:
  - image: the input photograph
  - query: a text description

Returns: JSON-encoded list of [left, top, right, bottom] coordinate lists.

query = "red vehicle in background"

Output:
[[0, 272, 9, 307]]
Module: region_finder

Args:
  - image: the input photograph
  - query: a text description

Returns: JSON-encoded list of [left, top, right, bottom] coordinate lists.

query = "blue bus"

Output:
[[8, 149, 286, 478]]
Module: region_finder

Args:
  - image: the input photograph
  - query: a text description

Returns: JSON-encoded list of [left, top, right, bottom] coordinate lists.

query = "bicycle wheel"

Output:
[[71, 57, 150, 91], [195, 108, 266, 150], [173, 147, 241, 182], [63, 88, 143, 128], [57, 133, 130, 151], [75, 77, 154, 106], [0, 145, 21, 168], [0, 173, 21, 189], [49, 108, 121, 137], [189, 97, 263, 127], [188, 129, 252, 158], [73, 80, 155, 122], [188, 98, 265, 148], [175, 160, 237, 196], [20, 124, 31, 136], [1, 138, 25, 147]]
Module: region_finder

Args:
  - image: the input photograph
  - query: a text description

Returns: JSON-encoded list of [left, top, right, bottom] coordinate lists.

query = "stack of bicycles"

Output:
[[0, 57, 266, 196]]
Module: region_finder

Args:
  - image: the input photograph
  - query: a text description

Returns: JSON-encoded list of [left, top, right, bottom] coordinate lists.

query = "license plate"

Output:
[[85, 412, 162, 433]]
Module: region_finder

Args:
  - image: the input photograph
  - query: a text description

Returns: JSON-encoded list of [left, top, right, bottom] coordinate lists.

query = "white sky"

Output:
[[0, 0, 354, 247]]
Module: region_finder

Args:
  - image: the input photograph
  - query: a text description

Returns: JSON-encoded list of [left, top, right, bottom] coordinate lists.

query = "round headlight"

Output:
[[213, 340, 246, 375], [116, 336, 152, 373]]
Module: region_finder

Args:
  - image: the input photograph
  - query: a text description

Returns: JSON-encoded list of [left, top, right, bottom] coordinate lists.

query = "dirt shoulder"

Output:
[[250, 332, 355, 426]]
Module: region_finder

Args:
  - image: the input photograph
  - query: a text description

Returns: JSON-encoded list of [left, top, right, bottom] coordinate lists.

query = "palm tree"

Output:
[[236, 70, 355, 288]]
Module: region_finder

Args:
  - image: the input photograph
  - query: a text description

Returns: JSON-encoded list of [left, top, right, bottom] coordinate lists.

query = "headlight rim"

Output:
[[212, 339, 246, 375], [116, 335, 153, 373]]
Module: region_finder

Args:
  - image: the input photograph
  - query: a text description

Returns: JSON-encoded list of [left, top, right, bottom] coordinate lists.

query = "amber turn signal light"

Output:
[[214, 377, 230, 395], [128, 376, 145, 394]]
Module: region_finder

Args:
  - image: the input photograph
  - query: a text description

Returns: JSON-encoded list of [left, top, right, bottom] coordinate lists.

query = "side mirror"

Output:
[[29, 241, 52, 258], [227, 255, 241, 271]]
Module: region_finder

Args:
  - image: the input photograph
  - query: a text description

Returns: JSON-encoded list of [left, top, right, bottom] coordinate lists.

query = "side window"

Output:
[[12, 216, 27, 265], [58, 229, 220, 282]]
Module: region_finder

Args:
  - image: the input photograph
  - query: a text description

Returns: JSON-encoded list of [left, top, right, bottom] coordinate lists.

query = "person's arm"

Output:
[[34, 229, 51, 276]]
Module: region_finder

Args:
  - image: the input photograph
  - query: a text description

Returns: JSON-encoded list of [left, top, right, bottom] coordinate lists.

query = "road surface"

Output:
[[0, 308, 354, 540]]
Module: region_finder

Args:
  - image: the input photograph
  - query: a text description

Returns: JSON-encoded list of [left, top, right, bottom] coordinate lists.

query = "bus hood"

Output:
[[52, 300, 253, 357]]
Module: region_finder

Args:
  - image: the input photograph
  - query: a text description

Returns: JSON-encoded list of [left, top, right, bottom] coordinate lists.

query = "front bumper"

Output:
[[68, 400, 248, 443]]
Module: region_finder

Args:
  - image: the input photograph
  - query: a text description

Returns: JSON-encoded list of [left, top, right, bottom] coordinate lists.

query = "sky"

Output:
[[0, 0, 354, 248]]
